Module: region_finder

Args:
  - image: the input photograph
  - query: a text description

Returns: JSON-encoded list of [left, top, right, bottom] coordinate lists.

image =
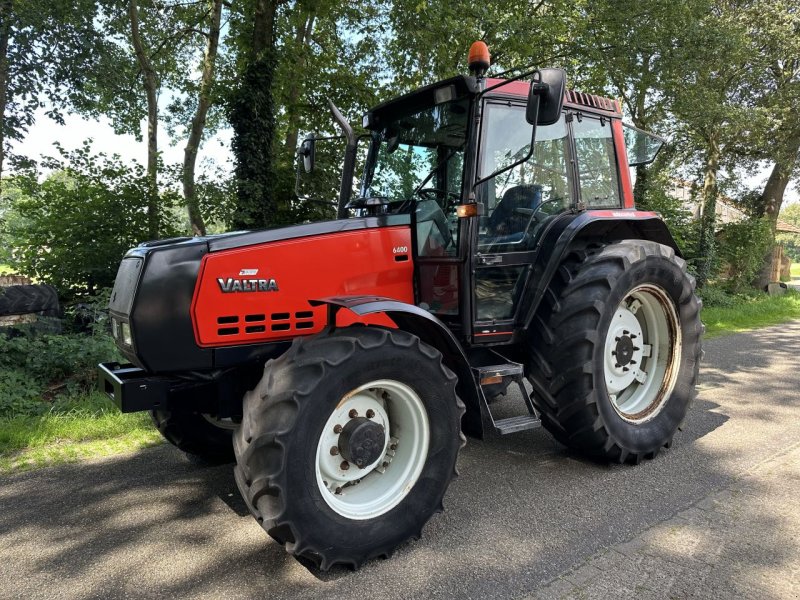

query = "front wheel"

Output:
[[527, 240, 703, 463], [233, 326, 465, 569]]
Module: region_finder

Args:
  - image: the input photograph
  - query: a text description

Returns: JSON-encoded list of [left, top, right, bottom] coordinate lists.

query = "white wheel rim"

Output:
[[603, 284, 681, 423], [315, 379, 430, 520]]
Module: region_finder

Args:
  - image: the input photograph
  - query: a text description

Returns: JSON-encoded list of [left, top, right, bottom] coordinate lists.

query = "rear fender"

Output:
[[309, 296, 484, 438], [519, 210, 680, 330]]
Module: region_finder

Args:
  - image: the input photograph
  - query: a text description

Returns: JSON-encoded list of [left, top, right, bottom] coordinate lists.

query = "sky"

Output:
[[10, 108, 800, 206]]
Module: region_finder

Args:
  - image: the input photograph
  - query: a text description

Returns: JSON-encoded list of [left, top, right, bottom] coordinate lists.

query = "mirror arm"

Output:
[[328, 98, 358, 218]]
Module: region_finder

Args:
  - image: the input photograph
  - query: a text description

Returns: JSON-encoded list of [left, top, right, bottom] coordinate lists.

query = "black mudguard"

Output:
[[518, 210, 680, 331]]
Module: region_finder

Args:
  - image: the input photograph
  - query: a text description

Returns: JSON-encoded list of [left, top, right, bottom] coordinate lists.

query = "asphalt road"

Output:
[[1, 321, 800, 599]]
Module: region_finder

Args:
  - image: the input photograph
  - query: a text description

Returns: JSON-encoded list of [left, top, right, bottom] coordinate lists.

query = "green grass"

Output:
[[703, 289, 800, 339], [791, 263, 800, 279], [0, 393, 162, 475]]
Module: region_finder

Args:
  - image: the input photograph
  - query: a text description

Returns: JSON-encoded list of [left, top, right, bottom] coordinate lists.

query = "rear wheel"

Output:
[[527, 240, 702, 463], [151, 410, 235, 463], [233, 325, 465, 569]]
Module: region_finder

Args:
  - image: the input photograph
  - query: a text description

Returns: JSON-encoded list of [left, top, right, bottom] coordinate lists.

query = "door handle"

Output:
[[477, 254, 503, 265]]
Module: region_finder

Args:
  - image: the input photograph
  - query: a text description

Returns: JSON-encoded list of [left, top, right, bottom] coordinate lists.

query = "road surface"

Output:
[[1, 321, 799, 599]]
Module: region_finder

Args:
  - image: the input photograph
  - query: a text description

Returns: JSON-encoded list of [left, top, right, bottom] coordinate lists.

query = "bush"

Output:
[[0, 141, 181, 297], [697, 285, 736, 308], [716, 217, 773, 293], [0, 325, 120, 418]]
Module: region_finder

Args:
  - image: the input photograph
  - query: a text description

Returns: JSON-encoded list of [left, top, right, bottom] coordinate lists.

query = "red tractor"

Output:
[[100, 42, 702, 570]]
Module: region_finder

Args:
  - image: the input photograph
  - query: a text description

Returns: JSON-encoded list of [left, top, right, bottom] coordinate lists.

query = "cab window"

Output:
[[573, 116, 621, 207]]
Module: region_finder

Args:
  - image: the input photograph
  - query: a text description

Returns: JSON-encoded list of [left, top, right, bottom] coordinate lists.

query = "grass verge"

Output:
[[0, 393, 162, 475], [791, 263, 800, 279], [702, 289, 800, 339]]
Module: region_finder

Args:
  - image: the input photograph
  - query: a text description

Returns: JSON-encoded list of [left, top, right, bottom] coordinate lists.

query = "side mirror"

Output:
[[299, 138, 316, 173], [526, 68, 567, 126]]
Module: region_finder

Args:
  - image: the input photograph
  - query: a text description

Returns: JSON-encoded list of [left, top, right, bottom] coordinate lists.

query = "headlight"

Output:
[[121, 322, 132, 346]]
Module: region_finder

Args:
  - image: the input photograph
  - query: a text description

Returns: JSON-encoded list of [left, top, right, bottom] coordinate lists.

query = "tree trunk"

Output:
[[182, 0, 223, 236], [282, 12, 315, 156], [252, 0, 277, 56], [696, 132, 720, 288], [753, 131, 800, 289], [0, 0, 12, 192], [129, 0, 160, 239], [229, 0, 280, 230]]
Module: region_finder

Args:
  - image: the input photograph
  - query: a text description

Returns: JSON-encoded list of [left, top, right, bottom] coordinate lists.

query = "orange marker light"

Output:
[[468, 41, 490, 75], [457, 203, 482, 218]]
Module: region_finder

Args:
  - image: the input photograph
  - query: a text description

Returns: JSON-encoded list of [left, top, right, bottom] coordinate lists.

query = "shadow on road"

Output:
[[1, 323, 799, 599]]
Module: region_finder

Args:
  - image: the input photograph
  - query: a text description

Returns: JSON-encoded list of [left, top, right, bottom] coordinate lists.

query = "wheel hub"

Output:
[[339, 417, 386, 468], [614, 335, 635, 367]]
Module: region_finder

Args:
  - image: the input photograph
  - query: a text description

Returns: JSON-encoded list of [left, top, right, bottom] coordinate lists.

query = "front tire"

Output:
[[233, 326, 465, 570], [151, 410, 235, 463], [527, 240, 702, 463]]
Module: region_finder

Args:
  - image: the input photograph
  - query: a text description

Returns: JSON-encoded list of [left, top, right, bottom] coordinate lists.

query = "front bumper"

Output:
[[98, 362, 172, 413]]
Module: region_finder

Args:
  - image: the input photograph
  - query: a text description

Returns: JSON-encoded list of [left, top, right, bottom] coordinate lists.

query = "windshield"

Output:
[[362, 98, 469, 204]]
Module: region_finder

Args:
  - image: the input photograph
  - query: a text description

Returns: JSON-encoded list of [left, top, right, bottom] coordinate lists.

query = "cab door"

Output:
[[471, 100, 575, 343]]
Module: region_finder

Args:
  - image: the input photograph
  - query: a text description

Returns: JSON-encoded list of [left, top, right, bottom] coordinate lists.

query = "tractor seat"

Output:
[[485, 184, 542, 245]]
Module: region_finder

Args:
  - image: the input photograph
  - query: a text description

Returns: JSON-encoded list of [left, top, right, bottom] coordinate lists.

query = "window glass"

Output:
[[363, 99, 468, 257], [573, 117, 621, 207], [478, 104, 572, 250]]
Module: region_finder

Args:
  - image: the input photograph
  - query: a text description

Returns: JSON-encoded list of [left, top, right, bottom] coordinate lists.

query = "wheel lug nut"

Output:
[[390, 444, 397, 451], [340, 461, 350, 470], [330, 446, 339, 456], [333, 424, 343, 434], [366, 409, 375, 418], [335, 487, 343, 495], [382, 461, 389, 468], [348, 409, 358, 418]]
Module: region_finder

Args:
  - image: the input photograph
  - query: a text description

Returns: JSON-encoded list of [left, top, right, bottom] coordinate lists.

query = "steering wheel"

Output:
[[345, 196, 392, 211], [417, 188, 460, 202]]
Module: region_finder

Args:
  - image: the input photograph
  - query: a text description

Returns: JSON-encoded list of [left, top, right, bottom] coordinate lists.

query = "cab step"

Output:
[[493, 415, 541, 435], [469, 349, 541, 437]]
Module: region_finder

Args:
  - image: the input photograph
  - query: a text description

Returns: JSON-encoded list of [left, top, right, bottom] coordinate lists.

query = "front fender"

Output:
[[309, 296, 484, 438]]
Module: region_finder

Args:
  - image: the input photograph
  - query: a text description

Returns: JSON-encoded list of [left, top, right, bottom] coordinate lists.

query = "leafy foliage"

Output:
[[0, 323, 120, 418], [716, 217, 774, 292], [0, 142, 180, 295], [229, 54, 279, 229]]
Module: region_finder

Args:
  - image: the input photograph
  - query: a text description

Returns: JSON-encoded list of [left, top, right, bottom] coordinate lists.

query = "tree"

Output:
[[0, 0, 104, 190], [182, 0, 223, 236], [743, 0, 800, 287], [73, 0, 230, 238], [227, 0, 281, 230], [668, 0, 757, 287]]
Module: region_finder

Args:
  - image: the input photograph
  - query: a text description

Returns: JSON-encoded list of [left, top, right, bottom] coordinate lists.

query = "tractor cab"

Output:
[[299, 43, 663, 347]]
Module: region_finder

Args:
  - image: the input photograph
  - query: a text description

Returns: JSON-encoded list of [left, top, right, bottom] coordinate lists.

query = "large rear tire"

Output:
[[527, 240, 702, 463], [233, 325, 465, 570], [151, 410, 235, 463]]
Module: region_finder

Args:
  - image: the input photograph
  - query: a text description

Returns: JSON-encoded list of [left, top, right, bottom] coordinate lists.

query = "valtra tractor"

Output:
[[99, 42, 702, 569]]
